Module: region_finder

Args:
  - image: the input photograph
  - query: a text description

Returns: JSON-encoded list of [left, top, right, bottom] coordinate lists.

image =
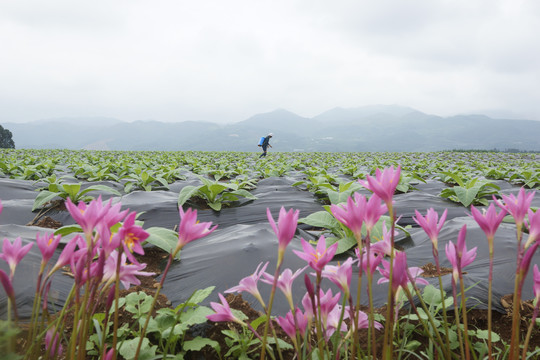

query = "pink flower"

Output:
[[207, 293, 245, 325], [518, 243, 539, 283], [65, 197, 111, 237], [114, 211, 149, 263], [321, 257, 354, 296], [48, 236, 79, 276], [225, 261, 269, 307], [330, 192, 366, 236], [0, 269, 15, 304], [293, 236, 338, 273], [317, 288, 341, 325], [356, 247, 384, 276], [45, 328, 63, 358], [359, 166, 401, 206], [36, 233, 62, 266], [445, 225, 477, 281], [533, 264, 540, 301], [267, 207, 299, 254], [176, 208, 217, 251], [470, 204, 506, 242], [363, 194, 388, 232], [346, 308, 383, 330], [103, 250, 154, 289], [369, 220, 394, 257], [0, 237, 33, 278], [276, 308, 308, 339], [496, 188, 535, 227], [377, 252, 428, 292], [525, 208, 540, 248], [413, 208, 447, 248], [261, 267, 305, 307], [325, 304, 348, 339]]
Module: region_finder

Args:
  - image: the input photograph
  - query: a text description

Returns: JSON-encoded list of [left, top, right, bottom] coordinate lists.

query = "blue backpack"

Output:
[[258, 136, 265, 146]]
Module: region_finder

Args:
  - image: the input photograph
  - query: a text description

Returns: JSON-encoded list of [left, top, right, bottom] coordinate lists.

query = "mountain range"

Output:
[[4, 105, 540, 152]]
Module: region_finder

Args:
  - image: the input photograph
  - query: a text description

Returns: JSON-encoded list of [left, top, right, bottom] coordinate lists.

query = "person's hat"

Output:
[[268, 133, 273, 137]]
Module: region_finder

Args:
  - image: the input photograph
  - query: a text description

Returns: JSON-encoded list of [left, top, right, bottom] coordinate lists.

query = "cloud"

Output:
[[1, 0, 540, 123]]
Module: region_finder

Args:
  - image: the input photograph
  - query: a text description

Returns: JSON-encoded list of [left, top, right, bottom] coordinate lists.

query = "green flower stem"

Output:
[[403, 286, 444, 356], [406, 270, 447, 358], [352, 231, 363, 360], [451, 277, 465, 360], [365, 229, 376, 358], [111, 247, 124, 360], [521, 301, 539, 360], [382, 205, 395, 360], [487, 240, 494, 360], [434, 253, 451, 359], [135, 246, 178, 359], [260, 252, 283, 360], [458, 272, 471, 360], [510, 223, 524, 360]]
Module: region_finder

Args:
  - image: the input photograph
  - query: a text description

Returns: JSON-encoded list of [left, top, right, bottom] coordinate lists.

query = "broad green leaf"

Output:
[[178, 185, 202, 207], [117, 337, 157, 360], [183, 337, 220, 352], [299, 211, 339, 230], [231, 189, 257, 200], [80, 184, 122, 197], [54, 224, 83, 236], [183, 286, 215, 306], [475, 329, 500, 342], [179, 306, 214, 327], [453, 185, 481, 207], [145, 227, 180, 259], [32, 191, 63, 211]]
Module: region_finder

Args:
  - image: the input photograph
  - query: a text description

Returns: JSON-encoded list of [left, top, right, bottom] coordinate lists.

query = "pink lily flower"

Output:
[[363, 194, 388, 232], [445, 225, 477, 281], [356, 247, 384, 275], [359, 166, 401, 206], [36, 233, 62, 266], [0, 269, 15, 304], [45, 328, 63, 358], [325, 304, 348, 340], [321, 257, 354, 296], [369, 220, 394, 257], [413, 208, 447, 249], [533, 264, 540, 302], [276, 308, 308, 339], [114, 211, 150, 263], [267, 207, 299, 255], [330, 192, 366, 236], [525, 209, 540, 248], [301, 291, 314, 321], [103, 250, 154, 289], [470, 204, 506, 243], [317, 288, 341, 325], [0, 237, 33, 278], [47, 236, 78, 276], [65, 197, 111, 237], [176, 208, 217, 252], [518, 243, 539, 283], [496, 188, 535, 228], [293, 235, 338, 273], [225, 261, 269, 308], [261, 267, 305, 308], [207, 293, 246, 325], [377, 252, 429, 292]]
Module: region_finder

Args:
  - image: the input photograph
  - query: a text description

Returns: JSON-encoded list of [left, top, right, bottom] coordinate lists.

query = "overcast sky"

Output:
[[1, 0, 539, 124]]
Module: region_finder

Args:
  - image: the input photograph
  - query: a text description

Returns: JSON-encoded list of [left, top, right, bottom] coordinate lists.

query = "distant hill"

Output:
[[4, 106, 540, 152]]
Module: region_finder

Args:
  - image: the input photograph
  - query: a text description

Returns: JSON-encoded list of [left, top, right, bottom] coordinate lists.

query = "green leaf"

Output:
[[183, 286, 215, 306], [178, 185, 201, 207], [335, 236, 357, 254], [475, 329, 500, 342], [80, 184, 122, 197], [117, 337, 157, 360], [453, 186, 481, 207], [179, 306, 215, 327], [423, 284, 442, 306], [32, 191, 62, 211], [299, 211, 339, 230], [145, 227, 179, 259], [183, 337, 220, 352], [54, 224, 83, 236], [250, 315, 268, 331], [208, 201, 222, 211], [231, 189, 257, 200]]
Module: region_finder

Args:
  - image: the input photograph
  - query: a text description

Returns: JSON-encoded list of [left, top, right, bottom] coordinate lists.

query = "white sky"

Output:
[[1, 0, 540, 124]]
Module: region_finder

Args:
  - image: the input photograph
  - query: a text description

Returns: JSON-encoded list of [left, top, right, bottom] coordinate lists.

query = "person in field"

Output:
[[259, 133, 273, 158]]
